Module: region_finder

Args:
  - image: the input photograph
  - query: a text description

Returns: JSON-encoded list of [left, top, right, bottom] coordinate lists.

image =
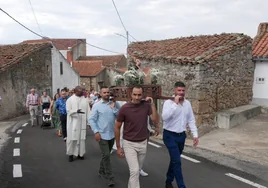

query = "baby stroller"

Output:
[[41, 102, 51, 128]]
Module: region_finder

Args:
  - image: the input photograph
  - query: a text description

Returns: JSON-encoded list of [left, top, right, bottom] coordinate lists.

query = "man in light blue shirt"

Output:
[[89, 86, 120, 187]]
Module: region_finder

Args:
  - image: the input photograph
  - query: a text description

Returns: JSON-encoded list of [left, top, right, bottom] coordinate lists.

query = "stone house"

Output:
[[0, 42, 80, 120], [73, 55, 127, 90], [128, 33, 254, 134], [72, 60, 107, 91], [252, 23, 268, 105]]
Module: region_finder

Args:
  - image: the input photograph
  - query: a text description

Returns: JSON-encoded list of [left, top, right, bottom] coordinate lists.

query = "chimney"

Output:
[[67, 47, 73, 63], [257, 22, 268, 35]]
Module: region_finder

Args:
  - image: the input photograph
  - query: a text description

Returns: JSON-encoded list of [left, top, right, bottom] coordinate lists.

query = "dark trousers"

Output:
[[59, 114, 67, 138], [163, 129, 187, 188], [98, 138, 115, 179]]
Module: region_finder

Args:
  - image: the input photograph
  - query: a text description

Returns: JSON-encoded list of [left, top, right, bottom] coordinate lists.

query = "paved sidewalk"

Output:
[[0, 115, 29, 152], [151, 113, 268, 182], [186, 113, 268, 166]]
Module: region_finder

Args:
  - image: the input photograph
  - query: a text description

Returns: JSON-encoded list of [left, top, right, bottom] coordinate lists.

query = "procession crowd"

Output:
[[25, 82, 199, 188]]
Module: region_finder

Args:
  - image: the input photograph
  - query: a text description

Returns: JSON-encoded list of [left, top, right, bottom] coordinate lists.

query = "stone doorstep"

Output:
[[216, 104, 262, 129]]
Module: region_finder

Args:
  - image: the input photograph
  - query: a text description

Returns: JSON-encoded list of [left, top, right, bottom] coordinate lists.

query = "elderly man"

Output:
[[26, 88, 39, 127], [66, 86, 90, 162]]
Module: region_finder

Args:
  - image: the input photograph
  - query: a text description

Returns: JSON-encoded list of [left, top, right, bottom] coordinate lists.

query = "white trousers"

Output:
[[66, 140, 86, 157], [123, 139, 147, 188]]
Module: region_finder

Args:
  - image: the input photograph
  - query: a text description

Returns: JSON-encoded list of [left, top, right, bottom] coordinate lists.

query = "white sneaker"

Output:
[[140, 169, 148, 177], [110, 148, 116, 154]]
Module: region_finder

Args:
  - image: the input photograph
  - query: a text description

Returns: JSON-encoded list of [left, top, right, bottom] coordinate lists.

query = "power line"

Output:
[[111, 0, 127, 32], [0, 7, 122, 54], [111, 0, 138, 46], [129, 33, 138, 42], [28, 0, 43, 35], [80, 40, 123, 54], [0, 7, 44, 38]]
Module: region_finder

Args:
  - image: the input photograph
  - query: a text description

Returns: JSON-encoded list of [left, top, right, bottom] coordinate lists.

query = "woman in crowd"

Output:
[[50, 93, 61, 136]]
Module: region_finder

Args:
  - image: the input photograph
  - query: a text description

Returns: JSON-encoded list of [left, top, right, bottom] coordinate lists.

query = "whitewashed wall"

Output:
[[51, 46, 80, 95], [252, 60, 268, 105]]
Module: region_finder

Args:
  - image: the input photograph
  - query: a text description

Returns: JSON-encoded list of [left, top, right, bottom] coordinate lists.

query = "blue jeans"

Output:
[[163, 129, 186, 188]]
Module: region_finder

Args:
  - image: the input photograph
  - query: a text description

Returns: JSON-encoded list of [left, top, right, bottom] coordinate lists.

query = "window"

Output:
[[256, 77, 265, 84], [60, 62, 63, 75], [47, 65, 49, 72]]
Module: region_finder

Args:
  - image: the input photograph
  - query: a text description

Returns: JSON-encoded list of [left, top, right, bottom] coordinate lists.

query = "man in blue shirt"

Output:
[[89, 86, 120, 187], [56, 89, 69, 141]]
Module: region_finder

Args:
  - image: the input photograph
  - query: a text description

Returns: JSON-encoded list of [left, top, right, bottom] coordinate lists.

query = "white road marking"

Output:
[[22, 123, 28, 127], [14, 137, 20, 143], [13, 164, 22, 178], [181, 154, 201, 163], [148, 142, 162, 148], [17, 129, 23, 134], [13, 148, 20, 156], [225, 173, 267, 188]]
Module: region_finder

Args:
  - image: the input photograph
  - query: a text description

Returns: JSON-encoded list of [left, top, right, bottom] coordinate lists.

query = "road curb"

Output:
[[149, 136, 268, 182], [0, 115, 29, 152]]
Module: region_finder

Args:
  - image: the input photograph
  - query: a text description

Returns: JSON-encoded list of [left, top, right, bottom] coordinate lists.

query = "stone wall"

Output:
[[80, 71, 109, 92], [196, 43, 254, 131], [138, 43, 254, 135], [0, 47, 52, 120], [80, 77, 96, 91]]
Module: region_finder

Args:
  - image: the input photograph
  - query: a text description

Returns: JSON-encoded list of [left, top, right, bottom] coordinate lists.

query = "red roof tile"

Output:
[[77, 55, 125, 67], [0, 43, 51, 72], [72, 60, 105, 77], [128, 33, 252, 64], [21, 38, 86, 50], [253, 23, 268, 57]]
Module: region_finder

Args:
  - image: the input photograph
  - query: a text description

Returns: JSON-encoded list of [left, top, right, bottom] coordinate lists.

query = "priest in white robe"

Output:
[[66, 86, 90, 162]]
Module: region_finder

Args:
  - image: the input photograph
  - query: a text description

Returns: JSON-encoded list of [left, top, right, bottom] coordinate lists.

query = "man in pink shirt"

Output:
[[26, 88, 39, 127]]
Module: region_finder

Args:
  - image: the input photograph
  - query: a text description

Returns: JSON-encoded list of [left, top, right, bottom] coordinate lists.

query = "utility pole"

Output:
[[126, 31, 129, 58]]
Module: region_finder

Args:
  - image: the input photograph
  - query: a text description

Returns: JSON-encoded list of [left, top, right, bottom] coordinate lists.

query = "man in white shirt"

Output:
[[162, 81, 199, 188]]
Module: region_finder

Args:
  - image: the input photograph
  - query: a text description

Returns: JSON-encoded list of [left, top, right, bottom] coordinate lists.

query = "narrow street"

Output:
[[0, 121, 267, 188]]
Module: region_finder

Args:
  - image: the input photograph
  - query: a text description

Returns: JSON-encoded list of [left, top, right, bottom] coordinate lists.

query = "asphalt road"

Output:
[[0, 121, 267, 188]]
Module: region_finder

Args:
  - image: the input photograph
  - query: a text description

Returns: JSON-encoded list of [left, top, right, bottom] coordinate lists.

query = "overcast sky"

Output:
[[0, 0, 267, 55]]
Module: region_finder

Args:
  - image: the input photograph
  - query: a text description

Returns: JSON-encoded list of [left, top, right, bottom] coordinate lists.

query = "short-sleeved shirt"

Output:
[[41, 96, 50, 103], [117, 101, 152, 142]]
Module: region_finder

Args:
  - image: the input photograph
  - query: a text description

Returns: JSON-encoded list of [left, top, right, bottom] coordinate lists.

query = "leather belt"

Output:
[[164, 129, 185, 136]]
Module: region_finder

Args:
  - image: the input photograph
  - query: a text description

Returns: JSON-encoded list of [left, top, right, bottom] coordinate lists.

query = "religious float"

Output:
[[110, 60, 173, 101]]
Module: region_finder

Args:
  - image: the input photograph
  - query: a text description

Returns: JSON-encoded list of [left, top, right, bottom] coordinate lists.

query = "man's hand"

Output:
[[110, 102, 115, 109], [145, 97, 153, 104], [193, 137, 199, 147], [154, 127, 160, 136], [117, 147, 125, 158], [95, 133, 101, 142], [174, 95, 183, 104]]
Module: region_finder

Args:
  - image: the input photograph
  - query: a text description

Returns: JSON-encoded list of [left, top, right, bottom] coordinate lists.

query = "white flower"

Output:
[[150, 68, 161, 76], [114, 75, 123, 80]]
